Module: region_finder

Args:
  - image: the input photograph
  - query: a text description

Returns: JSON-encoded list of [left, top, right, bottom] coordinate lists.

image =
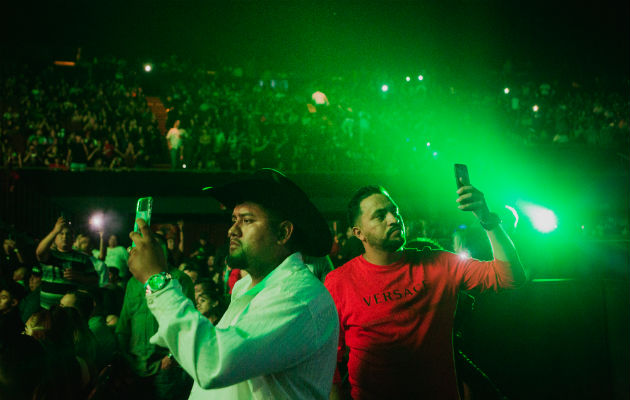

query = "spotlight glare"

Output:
[[89, 213, 104, 230], [144, 64, 152, 72], [406, 76, 411, 82], [533, 104, 539, 112], [381, 84, 389, 92], [504, 205, 519, 228], [418, 75, 424, 81], [519, 202, 558, 233], [504, 87, 510, 94]]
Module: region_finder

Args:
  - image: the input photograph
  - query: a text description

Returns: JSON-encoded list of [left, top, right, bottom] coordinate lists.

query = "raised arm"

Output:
[[456, 184, 527, 285], [177, 220, 185, 254], [36, 217, 67, 262], [96, 231, 106, 261]]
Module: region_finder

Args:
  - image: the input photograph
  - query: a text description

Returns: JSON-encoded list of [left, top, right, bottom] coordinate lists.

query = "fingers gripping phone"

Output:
[[454, 164, 470, 188], [132, 197, 153, 247]]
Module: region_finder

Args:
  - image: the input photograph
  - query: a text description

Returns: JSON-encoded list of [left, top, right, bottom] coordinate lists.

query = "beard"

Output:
[[367, 228, 406, 252], [382, 236, 405, 252], [226, 250, 249, 270]]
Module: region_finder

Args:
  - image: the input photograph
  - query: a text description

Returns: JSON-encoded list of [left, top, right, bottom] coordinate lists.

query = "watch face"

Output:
[[149, 273, 166, 290]]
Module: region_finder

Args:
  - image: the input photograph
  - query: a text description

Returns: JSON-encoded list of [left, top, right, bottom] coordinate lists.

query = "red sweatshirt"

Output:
[[324, 249, 516, 400]]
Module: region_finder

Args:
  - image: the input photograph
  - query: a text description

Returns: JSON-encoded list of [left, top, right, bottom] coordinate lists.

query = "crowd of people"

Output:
[[1, 56, 627, 173], [0, 54, 626, 399], [0, 162, 536, 399], [0, 206, 367, 399], [0, 214, 258, 399], [0, 172, 626, 398]]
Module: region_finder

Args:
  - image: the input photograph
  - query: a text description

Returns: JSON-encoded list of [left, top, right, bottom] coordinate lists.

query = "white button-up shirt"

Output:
[[147, 252, 339, 399]]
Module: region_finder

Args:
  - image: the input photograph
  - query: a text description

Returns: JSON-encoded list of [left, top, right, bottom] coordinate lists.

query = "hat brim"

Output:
[[204, 169, 332, 257]]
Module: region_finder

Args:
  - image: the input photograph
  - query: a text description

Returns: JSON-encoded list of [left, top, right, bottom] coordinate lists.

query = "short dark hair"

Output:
[[0, 280, 26, 302], [347, 185, 388, 227], [64, 290, 95, 320], [0, 334, 46, 400]]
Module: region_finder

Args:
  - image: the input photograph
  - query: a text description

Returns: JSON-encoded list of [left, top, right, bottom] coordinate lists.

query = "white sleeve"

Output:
[[147, 279, 324, 390]]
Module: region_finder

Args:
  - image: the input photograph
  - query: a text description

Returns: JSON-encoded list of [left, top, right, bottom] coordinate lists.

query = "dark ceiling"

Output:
[[1, 1, 628, 78]]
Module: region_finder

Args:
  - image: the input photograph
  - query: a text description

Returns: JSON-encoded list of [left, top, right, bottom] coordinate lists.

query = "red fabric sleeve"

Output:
[[228, 268, 242, 294]]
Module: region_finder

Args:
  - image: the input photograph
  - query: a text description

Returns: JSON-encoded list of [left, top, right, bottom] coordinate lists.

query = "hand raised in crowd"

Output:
[[456, 183, 491, 221], [128, 218, 167, 284], [52, 216, 69, 234]]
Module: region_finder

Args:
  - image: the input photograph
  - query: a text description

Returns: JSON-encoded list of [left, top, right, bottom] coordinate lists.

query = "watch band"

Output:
[[479, 212, 501, 231]]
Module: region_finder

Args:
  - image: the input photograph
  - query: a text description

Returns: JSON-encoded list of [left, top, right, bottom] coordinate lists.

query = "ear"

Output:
[[277, 221, 294, 245], [10, 298, 18, 308], [352, 226, 364, 241]]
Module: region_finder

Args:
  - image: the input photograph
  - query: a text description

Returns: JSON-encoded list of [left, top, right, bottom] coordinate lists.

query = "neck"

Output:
[[247, 263, 276, 287], [247, 252, 291, 287], [363, 246, 404, 266]]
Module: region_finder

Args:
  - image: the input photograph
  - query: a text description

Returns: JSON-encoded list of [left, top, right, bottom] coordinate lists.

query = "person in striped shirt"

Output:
[[35, 217, 98, 309]]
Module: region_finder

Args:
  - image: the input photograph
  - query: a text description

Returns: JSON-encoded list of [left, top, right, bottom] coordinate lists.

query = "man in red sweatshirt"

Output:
[[325, 183, 526, 399]]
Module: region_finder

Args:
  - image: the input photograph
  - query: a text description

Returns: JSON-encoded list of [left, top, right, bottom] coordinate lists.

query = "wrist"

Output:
[[479, 212, 501, 230], [144, 271, 172, 295]]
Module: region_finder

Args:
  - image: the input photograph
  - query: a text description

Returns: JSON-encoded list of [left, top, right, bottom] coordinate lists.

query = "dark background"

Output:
[[1, 0, 628, 80]]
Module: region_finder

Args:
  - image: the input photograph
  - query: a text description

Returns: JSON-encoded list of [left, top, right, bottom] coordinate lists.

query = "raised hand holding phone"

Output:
[[454, 164, 491, 221], [454, 163, 470, 189], [128, 217, 166, 284], [132, 197, 153, 247]]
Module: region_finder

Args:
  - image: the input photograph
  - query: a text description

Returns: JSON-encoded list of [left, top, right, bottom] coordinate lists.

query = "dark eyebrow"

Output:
[[370, 208, 387, 218], [232, 212, 256, 219], [371, 205, 398, 219]]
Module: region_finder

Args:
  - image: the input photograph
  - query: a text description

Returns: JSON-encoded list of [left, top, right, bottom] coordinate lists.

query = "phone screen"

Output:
[[132, 197, 153, 246], [454, 164, 470, 188]]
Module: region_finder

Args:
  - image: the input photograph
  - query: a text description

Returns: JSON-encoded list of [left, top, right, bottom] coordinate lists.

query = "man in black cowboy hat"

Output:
[[128, 169, 339, 400]]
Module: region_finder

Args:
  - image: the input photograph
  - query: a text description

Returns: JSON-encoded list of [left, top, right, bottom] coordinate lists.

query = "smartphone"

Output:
[[132, 197, 153, 247], [454, 164, 470, 188]]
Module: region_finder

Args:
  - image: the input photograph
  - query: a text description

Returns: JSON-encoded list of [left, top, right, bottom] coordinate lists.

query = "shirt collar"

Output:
[[240, 252, 304, 297]]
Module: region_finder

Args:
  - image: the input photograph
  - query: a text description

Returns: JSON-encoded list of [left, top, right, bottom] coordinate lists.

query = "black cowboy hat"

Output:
[[203, 169, 332, 257]]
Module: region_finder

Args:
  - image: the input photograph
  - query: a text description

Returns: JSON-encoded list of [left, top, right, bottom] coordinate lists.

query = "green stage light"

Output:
[[381, 84, 389, 92], [532, 104, 539, 112], [143, 63, 153, 72], [504, 87, 510, 94], [520, 202, 558, 233], [418, 75, 424, 81], [406, 76, 411, 82]]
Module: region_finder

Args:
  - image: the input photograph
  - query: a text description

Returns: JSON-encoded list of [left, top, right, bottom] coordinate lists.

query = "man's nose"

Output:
[[386, 212, 400, 224], [228, 222, 240, 238]]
